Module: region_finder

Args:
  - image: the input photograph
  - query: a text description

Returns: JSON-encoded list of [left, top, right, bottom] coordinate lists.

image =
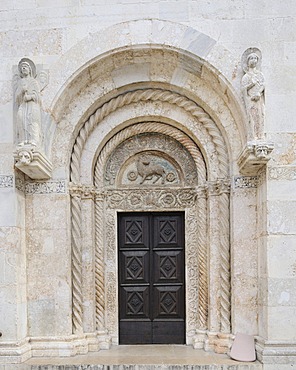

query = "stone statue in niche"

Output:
[[136, 155, 166, 184], [241, 48, 265, 140], [14, 58, 43, 147]]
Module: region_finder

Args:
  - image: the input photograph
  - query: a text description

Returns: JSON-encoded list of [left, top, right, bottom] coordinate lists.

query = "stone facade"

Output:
[[0, 2, 295, 369]]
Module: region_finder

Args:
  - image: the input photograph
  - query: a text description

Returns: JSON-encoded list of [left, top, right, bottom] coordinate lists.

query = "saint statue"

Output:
[[15, 58, 41, 147], [241, 48, 265, 140]]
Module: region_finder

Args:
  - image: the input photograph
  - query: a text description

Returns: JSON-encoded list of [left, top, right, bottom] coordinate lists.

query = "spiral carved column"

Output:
[[217, 180, 231, 333], [69, 184, 83, 334], [197, 185, 208, 330], [94, 192, 106, 330]]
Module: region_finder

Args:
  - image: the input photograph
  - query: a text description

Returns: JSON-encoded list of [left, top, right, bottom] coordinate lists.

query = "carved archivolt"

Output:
[[70, 88, 228, 184], [69, 88, 231, 350]]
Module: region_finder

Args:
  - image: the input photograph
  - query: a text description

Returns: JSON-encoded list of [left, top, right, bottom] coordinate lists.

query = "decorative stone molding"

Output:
[[0, 175, 13, 188], [105, 188, 197, 210], [25, 180, 66, 195], [238, 141, 274, 175], [14, 144, 52, 180], [256, 337, 296, 364], [234, 176, 258, 188], [269, 166, 296, 180]]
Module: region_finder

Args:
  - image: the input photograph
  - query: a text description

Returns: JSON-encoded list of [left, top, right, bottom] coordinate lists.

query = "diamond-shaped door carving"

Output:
[[125, 220, 143, 244], [160, 291, 177, 314], [159, 220, 177, 243], [160, 256, 176, 279], [127, 256, 144, 279], [127, 291, 144, 315]]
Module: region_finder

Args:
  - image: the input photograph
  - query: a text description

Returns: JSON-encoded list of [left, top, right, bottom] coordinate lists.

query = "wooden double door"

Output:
[[118, 212, 185, 344]]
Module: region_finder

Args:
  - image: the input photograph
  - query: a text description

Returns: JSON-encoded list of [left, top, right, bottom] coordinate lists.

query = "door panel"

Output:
[[118, 212, 185, 344]]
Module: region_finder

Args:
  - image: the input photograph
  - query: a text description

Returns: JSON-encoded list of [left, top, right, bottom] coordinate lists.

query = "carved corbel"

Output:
[[14, 144, 52, 179], [238, 141, 274, 175]]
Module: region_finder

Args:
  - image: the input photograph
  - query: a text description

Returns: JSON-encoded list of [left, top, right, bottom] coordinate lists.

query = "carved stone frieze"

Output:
[[25, 180, 66, 195], [234, 176, 258, 188], [15, 175, 25, 192], [69, 183, 96, 199], [238, 141, 274, 175], [206, 179, 231, 196], [0, 175, 13, 188], [104, 133, 198, 187], [268, 166, 296, 181], [186, 206, 199, 335], [105, 188, 197, 210]]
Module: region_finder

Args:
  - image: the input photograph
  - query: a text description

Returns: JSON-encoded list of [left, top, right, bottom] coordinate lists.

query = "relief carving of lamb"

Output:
[[137, 155, 166, 184]]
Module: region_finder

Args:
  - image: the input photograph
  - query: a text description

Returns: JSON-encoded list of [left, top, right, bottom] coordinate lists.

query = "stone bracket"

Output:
[[238, 141, 274, 176], [14, 144, 52, 180]]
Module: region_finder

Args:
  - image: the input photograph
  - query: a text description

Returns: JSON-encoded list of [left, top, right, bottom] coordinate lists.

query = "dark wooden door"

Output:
[[118, 212, 185, 344]]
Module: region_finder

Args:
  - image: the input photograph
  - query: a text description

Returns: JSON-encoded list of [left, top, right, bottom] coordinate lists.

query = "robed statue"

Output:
[[241, 48, 265, 140]]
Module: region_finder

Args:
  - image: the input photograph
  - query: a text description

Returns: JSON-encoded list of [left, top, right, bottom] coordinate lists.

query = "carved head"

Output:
[[247, 53, 259, 68], [18, 150, 33, 165], [242, 48, 262, 73], [18, 58, 36, 78], [255, 145, 268, 159]]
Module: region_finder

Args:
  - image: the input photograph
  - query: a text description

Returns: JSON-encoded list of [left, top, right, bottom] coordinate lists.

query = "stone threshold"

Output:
[[0, 345, 262, 369]]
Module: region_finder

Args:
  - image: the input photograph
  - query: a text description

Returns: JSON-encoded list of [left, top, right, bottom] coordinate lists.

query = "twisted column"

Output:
[[94, 192, 105, 330], [69, 184, 83, 333], [217, 180, 231, 333], [196, 186, 208, 330]]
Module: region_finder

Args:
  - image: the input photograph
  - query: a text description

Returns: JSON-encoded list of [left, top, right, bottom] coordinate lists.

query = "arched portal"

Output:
[[68, 87, 232, 352], [42, 19, 257, 357]]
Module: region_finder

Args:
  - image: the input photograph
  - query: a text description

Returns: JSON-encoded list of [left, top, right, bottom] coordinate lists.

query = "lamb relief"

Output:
[[241, 48, 265, 140]]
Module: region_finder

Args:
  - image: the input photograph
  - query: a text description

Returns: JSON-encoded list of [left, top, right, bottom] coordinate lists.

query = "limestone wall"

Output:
[[0, 1, 295, 369]]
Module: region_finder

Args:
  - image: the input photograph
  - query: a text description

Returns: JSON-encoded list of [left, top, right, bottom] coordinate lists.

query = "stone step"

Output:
[[0, 346, 263, 370], [1, 365, 263, 370]]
